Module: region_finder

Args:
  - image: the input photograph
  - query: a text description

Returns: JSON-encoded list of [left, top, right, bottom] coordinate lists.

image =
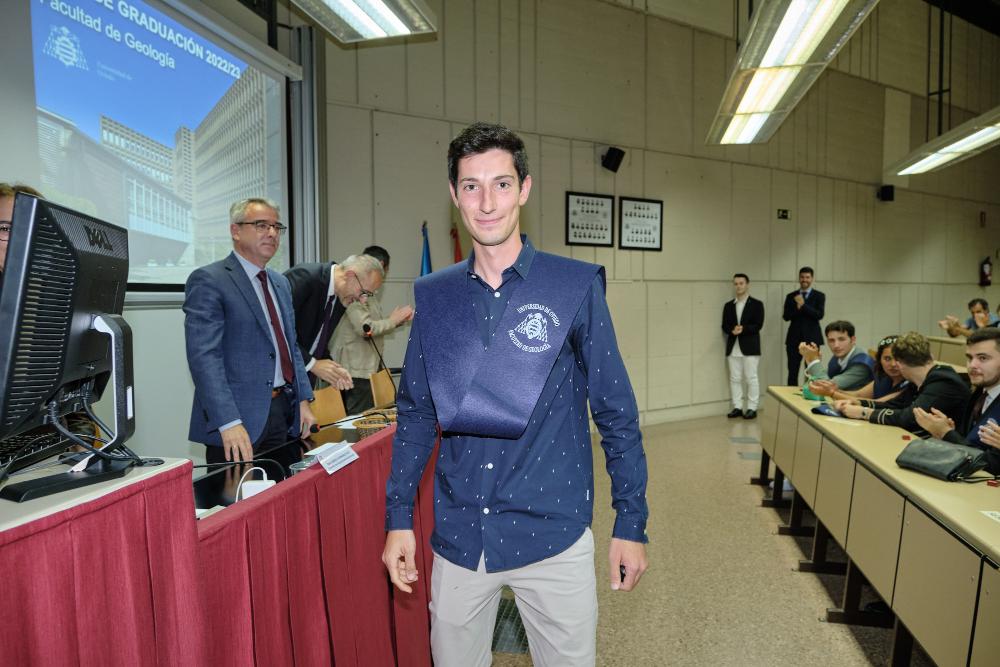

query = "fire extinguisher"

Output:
[[981, 256, 993, 287]]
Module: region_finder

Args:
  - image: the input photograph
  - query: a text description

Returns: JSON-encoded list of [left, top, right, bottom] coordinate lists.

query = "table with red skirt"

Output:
[[0, 425, 436, 666]]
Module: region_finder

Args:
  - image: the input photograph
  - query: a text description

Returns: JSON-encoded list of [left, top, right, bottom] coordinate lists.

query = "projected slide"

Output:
[[29, 0, 287, 284]]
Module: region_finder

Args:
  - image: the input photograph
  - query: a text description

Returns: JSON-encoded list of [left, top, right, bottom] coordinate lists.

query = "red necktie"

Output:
[[970, 390, 987, 424], [256, 271, 294, 385]]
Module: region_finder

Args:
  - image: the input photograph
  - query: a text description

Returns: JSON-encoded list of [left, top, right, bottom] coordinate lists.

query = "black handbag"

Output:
[[895, 438, 988, 481]]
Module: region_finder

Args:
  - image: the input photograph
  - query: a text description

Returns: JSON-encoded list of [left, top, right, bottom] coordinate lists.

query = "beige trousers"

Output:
[[429, 528, 598, 667]]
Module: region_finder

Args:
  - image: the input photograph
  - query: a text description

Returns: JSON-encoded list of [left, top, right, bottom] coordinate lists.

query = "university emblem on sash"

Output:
[[509, 304, 560, 353]]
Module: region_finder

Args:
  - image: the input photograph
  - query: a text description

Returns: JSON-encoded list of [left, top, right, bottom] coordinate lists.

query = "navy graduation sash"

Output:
[[415, 252, 603, 439]]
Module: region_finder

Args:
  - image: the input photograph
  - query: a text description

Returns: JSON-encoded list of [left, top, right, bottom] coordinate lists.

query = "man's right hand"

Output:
[[220, 424, 254, 462], [798, 342, 821, 364], [382, 529, 418, 593], [312, 359, 354, 390], [914, 407, 954, 439], [389, 305, 415, 327], [809, 379, 837, 397]]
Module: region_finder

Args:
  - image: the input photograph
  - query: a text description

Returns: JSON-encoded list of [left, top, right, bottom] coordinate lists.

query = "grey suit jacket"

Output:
[[183, 252, 313, 446]]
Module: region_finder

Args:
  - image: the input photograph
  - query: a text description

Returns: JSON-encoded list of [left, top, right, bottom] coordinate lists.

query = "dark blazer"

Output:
[[721, 296, 765, 356], [782, 288, 825, 346], [943, 387, 1000, 474], [284, 262, 345, 365], [866, 365, 969, 437], [183, 252, 313, 446]]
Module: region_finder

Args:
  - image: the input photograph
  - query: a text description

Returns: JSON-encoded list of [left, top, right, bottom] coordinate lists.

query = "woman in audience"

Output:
[[833, 332, 969, 437], [808, 335, 912, 404]]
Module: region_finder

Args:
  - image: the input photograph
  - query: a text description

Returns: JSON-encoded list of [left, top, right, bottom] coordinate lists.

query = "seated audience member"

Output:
[[0, 182, 44, 291], [799, 320, 875, 391], [938, 298, 999, 338], [330, 246, 414, 414], [914, 328, 1000, 475], [833, 332, 969, 437], [809, 334, 912, 403]]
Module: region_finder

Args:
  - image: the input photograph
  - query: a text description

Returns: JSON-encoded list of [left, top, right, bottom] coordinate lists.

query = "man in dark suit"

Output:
[[722, 273, 765, 419], [284, 253, 385, 390], [184, 198, 316, 464], [915, 327, 1000, 474], [782, 266, 825, 385]]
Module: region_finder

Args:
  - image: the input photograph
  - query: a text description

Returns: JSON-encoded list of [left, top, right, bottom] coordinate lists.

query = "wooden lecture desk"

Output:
[[754, 386, 1000, 667], [929, 335, 968, 367]]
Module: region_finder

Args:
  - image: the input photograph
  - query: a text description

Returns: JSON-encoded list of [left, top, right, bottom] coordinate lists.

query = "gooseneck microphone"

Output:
[[363, 323, 398, 396]]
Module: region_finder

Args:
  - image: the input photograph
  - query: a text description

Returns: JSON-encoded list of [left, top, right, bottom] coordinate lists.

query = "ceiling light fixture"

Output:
[[889, 104, 1000, 175], [707, 0, 879, 145], [291, 0, 437, 44]]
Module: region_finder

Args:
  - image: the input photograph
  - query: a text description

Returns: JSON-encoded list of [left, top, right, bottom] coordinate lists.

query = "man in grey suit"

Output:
[[184, 198, 316, 463]]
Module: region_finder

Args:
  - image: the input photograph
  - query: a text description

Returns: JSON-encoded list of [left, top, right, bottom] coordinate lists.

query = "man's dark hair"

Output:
[[799, 266, 814, 276], [967, 327, 1000, 350], [968, 298, 989, 311], [733, 273, 749, 282], [447, 122, 529, 189], [363, 245, 390, 270], [892, 332, 932, 367], [825, 320, 855, 337]]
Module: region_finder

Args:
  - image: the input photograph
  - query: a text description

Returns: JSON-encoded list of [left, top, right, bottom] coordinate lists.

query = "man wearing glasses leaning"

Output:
[[0, 182, 44, 292], [184, 198, 317, 464], [284, 253, 386, 391]]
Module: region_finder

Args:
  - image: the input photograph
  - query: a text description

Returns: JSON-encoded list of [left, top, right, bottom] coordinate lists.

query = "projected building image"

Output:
[[29, 0, 286, 284]]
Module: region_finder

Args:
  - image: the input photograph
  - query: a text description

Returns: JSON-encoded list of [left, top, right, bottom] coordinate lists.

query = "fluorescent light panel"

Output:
[[707, 0, 878, 145], [292, 0, 436, 44], [889, 104, 1000, 175]]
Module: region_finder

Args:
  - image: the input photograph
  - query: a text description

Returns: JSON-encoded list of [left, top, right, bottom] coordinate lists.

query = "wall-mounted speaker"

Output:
[[601, 147, 625, 173], [877, 185, 895, 202]]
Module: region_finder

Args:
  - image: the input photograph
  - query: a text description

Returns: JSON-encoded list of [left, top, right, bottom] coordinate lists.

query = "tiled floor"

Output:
[[489, 415, 934, 666]]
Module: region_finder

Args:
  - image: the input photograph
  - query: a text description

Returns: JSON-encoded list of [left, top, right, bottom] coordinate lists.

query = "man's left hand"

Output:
[[299, 401, 317, 436], [609, 538, 647, 592]]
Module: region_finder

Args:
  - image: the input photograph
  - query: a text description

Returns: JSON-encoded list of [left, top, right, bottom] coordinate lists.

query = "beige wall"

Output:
[[321, 0, 1000, 424]]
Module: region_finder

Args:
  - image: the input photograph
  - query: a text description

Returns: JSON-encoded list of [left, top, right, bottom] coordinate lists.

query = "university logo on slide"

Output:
[[44, 26, 88, 70], [509, 304, 560, 353]]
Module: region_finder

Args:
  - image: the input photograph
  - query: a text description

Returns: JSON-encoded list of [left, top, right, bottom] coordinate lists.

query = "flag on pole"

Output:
[[420, 221, 433, 276], [450, 223, 463, 264]]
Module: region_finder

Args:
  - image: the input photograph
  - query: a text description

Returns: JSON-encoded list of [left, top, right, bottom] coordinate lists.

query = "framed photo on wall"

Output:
[[618, 196, 663, 251], [565, 191, 614, 247]]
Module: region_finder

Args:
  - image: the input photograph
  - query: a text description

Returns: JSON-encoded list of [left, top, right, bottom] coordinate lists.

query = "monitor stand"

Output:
[[0, 314, 137, 503]]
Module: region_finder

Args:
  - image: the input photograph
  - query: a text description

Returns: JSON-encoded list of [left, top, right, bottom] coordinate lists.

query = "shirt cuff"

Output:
[[612, 513, 648, 543], [805, 360, 821, 372], [385, 506, 415, 531], [219, 419, 242, 432], [305, 357, 316, 371]]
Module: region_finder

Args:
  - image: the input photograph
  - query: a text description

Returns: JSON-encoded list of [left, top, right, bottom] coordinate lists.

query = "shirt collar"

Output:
[[466, 234, 536, 280], [837, 346, 857, 366], [328, 262, 337, 299], [233, 250, 266, 281], [985, 383, 1000, 403]]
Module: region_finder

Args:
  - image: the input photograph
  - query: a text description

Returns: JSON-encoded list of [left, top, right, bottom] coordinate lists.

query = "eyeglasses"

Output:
[[0, 223, 11, 240], [236, 220, 287, 235], [353, 273, 374, 301]]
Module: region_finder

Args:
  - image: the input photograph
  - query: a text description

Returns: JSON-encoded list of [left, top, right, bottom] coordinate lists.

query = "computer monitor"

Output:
[[0, 193, 136, 499]]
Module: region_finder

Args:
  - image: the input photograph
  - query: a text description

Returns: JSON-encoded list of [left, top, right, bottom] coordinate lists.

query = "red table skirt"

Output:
[[0, 462, 204, 666], [196, 425, 436, 667], [1, 426, 435, 666]]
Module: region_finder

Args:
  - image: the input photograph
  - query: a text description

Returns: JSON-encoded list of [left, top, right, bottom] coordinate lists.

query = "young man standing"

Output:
[[382, 123, 649, 666], [782, 266, 825, 385], [915, 327, 1000, 474], [799, 320, 875, 392], [721, 273, 764, 419]]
